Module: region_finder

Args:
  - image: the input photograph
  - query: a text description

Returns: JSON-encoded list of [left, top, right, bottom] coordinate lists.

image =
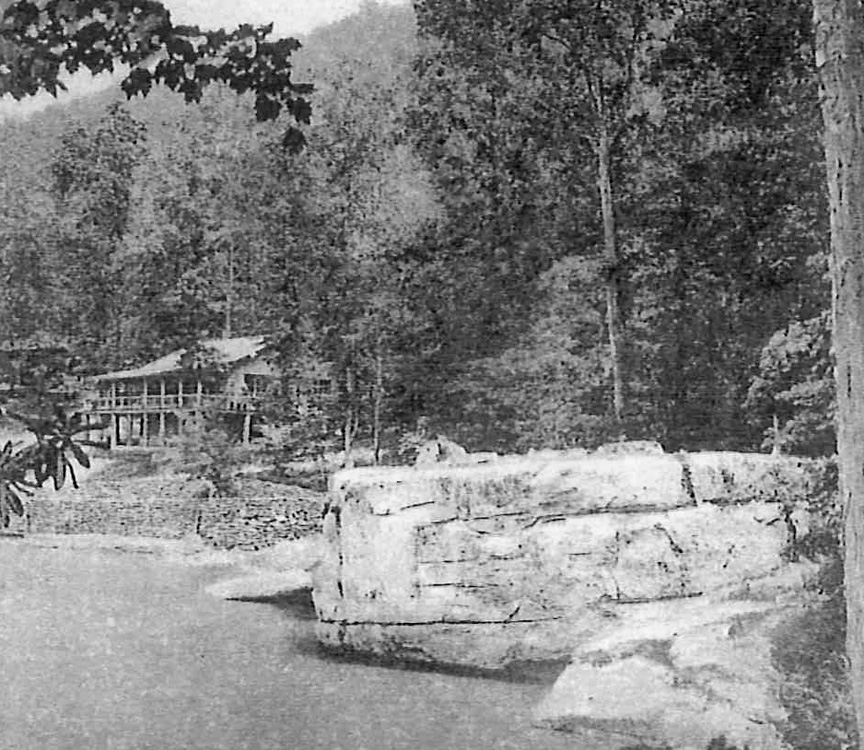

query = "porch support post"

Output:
[[159, 379, 166, 444], [142, 379, 149, 446], [242, 411, 252, 446], [177, 380, 184, 436]]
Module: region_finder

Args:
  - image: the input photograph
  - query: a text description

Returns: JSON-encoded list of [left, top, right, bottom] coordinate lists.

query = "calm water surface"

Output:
[[0, 541, 578, 750]]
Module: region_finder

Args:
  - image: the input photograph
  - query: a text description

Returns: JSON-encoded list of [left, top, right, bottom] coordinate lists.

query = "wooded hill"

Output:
[[0, 0, 833, 457]]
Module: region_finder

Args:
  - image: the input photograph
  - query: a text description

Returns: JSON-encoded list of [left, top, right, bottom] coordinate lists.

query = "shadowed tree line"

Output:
[[0, 0, 834, 459]]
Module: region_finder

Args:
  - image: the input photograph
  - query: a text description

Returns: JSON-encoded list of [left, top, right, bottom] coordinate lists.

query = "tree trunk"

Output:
[[224, 242, 234, 338], [814, 0, 864, 741], [596, 127, 625, 424], [344, 362, 356, 469], [373, 334, 384, 466], [771, 412, 782, 456]]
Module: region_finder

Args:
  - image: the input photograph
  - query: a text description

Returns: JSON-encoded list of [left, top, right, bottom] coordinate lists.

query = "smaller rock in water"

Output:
[[206, 570, 312, 601], [415, 436, 470, 467], [534, 587, 803, 750], [261, 534, 323, 572]]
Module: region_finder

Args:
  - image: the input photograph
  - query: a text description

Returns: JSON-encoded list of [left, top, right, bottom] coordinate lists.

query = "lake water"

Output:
[[0, 540, 579, 750]]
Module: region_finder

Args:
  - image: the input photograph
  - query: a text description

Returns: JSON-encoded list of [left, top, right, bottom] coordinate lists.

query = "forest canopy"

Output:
[[0, 0, 831, 458]]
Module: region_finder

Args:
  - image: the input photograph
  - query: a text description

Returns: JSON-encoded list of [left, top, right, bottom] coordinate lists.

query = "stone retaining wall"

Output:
[[10, 476, 324, 550]]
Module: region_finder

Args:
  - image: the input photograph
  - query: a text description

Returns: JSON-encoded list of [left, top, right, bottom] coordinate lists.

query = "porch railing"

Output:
[[89, 393, 260, 412]]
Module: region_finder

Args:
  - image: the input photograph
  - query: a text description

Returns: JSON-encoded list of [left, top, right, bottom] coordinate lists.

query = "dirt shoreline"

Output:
[[0, 531, 255, 567]]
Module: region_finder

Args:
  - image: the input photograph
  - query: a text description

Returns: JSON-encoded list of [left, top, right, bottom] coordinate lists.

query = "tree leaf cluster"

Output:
[[0, 406, 98, 526], [0, 0, 312, 145]]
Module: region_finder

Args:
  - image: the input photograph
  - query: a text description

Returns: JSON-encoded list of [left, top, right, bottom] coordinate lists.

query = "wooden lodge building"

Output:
[[86, 336, 274, 447]]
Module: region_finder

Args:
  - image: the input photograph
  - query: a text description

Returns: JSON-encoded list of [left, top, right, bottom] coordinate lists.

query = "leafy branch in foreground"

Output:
[[0, 0, 312, 148], [0, 407, 102, 528]]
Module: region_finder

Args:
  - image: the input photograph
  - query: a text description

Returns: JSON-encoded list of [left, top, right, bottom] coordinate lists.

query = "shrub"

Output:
[[0, 406, 96, 527], [792, 457, 842, 561], [163, 412, 245, 497], [769, 457, 857, 750], [772, 556, 857, 750]]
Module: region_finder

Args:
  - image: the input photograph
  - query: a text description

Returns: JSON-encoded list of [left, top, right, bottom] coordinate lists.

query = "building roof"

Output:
[[93, 336, 268, 382]]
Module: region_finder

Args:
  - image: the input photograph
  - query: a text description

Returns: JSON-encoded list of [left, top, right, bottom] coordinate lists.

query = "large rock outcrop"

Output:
[[313, 451, 812, 662], [312, 450, 817, 747], [313, 450, 819, 747]]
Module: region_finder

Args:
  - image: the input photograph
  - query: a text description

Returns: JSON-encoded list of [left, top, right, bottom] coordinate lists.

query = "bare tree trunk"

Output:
[[771, 412, 782, 455], [814, 0, 864, 741], [224, 242, 234, 338], [372, 331, 386, 465], [343, 362, 356, 469], [596, 127, 625, 424]]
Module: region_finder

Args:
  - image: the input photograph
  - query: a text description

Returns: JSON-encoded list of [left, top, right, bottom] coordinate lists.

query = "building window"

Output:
[[244, 374, 272, 396], [309, 378, 332, 398]]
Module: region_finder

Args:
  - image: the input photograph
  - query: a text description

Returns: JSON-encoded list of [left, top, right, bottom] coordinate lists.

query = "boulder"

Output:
[[414, 436, 470, 466], [259, 534, 323, 572], [595, 440, 665, 455], [205, 536, 324, 601], [535, 654, 781, 750], [206, 569, 312, 601], [685, 452, 816, 505], [533, 579, 813, 750], [312, 452, 813, 670]]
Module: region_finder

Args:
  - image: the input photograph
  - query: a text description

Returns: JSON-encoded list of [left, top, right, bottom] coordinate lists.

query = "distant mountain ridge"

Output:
[[0, 1, 416, 189]]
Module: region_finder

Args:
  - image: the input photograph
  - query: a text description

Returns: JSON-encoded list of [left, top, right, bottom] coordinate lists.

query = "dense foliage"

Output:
[[0, 0, 834, 459], [0, 407, 97, 527], [0, 0, 312, 141], [408, 0, 829, 453]]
